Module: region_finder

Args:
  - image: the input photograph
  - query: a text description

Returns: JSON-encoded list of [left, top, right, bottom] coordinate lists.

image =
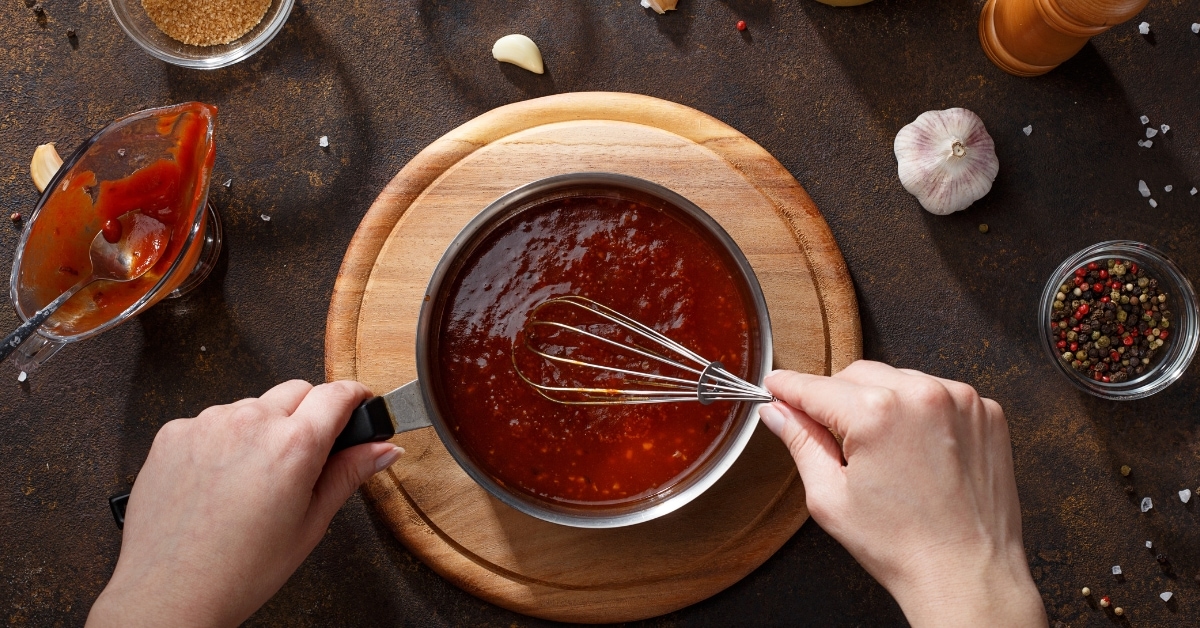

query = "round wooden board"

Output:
[[325, 93, 861, 623]]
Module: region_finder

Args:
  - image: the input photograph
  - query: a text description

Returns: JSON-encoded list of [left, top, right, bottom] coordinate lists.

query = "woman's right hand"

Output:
[[760, 362, 1046, 627]]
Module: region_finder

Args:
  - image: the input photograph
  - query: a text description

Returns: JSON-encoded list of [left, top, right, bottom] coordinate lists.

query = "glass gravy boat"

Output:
[[8, 103, 223, 372]]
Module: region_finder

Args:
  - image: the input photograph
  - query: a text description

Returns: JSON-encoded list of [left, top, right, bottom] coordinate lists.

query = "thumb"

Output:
[[758, 401, 845, 509], [308, 442, 404, 525]]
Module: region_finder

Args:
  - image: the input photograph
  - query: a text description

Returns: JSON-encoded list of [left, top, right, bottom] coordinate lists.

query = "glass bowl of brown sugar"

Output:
[[1039, 241, 1200, 400], [109, 0, 293, 69]]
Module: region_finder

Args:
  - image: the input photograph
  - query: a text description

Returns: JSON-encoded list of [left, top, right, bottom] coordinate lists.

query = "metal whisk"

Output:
[[511, 295, 774, 405]]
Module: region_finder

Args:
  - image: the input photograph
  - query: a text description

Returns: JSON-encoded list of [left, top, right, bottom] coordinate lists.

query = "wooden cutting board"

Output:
[[325, 92, 861, 623]]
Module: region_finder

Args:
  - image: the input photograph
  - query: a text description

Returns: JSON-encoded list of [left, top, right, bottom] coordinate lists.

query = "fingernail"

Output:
[[758, 405, 784, 433], [766, 369, 784, 380], [374, 445, 405, 473]]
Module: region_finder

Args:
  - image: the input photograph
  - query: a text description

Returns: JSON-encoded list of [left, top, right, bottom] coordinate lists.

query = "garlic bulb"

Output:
[[30, 142, 63, 192], [641, 0, 679, 13], [893, 108, 998, 215], [492, 34, 544, 74]]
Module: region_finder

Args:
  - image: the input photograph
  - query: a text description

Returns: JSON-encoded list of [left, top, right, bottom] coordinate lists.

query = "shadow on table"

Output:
[[415, 0, 599, 111]]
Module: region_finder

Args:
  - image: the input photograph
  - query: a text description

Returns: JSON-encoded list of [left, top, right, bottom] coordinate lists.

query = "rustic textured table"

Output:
[[2, 1, 1197, 626]]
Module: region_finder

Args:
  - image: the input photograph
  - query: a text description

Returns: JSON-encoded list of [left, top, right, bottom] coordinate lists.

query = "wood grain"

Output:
[[324, 93, 861, 623]]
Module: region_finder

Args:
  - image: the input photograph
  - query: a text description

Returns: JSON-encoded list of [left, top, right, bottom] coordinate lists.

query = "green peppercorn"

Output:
[[1067, 331, 1078, 341], [1053, 300, 1064, 310], [1063, 352, 1073, 360], [1076, 350, 1087, 361], [1139, 277, 1150, 287], [978, 224, 989, 233], [1097, 336, 1111, 349]]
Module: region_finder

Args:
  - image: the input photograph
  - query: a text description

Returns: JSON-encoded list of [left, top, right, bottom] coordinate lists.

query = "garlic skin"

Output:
[[492, 34, 544, 74], [641, 0, 679, 13], [894, 108, 998, 215], [30, 142, 63, 192]]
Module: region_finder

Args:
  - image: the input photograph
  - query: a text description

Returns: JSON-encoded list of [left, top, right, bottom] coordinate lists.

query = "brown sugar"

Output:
[[142, 0, 271, 47]]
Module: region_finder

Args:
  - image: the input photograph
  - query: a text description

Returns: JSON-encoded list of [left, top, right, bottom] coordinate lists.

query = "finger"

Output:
[[764, 370, 877, 437], [257, 379, 315, 417], [290, 380, 375, 451], [760, 401, 844, 475], [835, 360, 915, 388], [896, 368, 993, 416], [307, 442, 404, 526]]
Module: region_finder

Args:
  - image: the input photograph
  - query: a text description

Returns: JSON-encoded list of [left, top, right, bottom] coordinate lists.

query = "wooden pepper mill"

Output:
[[979, 0, 1151, 76]]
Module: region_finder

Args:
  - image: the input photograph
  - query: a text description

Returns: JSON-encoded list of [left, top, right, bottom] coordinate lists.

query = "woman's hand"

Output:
[[87, 380, 404, 628], [760, 362, 1045, 627]]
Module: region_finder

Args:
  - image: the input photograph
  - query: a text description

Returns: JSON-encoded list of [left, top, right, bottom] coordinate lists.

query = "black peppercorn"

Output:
[[1157, 553, 1169, 564]]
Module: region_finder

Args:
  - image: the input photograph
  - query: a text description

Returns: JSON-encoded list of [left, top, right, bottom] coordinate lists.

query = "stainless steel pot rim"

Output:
[[414, 173, 774, 528]]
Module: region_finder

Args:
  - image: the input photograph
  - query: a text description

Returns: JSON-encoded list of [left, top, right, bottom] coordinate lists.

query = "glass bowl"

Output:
[[1039, 241, 1199, 400], [108, 0, 293, 69]]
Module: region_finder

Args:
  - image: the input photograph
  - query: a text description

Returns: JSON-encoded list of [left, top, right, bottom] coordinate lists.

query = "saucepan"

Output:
[[113, 173, 773, 529]]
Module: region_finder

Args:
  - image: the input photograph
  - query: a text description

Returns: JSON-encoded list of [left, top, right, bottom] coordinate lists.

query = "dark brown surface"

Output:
[[1, 0, 1197, 626]]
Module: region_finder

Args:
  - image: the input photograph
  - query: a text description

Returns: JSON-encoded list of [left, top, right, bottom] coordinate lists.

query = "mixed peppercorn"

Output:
[[1050, 258, 1170, 383]]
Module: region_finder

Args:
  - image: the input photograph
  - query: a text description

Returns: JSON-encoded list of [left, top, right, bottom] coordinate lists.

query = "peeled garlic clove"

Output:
[[894, 108, 998, 215], [31, 142, 64, 192], [492, 34, 544, 74], [640, 0, 679, 13]]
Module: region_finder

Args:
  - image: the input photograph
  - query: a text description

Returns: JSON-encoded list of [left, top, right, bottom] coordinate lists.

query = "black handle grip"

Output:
[[108, 396, 396, 528], [331, 396, 396, 454], [109, 492, 129, 530]]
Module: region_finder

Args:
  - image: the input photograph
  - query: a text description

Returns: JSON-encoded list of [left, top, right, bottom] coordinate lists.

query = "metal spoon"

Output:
[[1, 211, 170, 362]]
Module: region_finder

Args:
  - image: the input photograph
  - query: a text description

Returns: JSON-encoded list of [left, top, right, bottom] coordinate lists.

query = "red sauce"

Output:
[[436, 195, 753, 506], [20, 103, 216, 336]]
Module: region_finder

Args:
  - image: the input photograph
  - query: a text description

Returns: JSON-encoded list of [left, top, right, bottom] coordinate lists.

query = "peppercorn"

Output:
[[66, 28, 76, 38], [736, 20, 746, 31], [1157, 553, 1169, 564], [1100, 595, 1111, 608], [1114, 607, 1124, 616], [978, 223, 989, 233], [1082, 587, 1091, 596], [9, 212, 21, 223], [1120, 465, 1131, 476]]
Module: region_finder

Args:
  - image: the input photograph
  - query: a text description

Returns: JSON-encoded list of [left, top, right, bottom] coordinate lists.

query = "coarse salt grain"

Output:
[[1140, 115, 1150, 125], [319, 136, 329, 148], [1181, 489, 1192, 503], [1113, 565, 1123, 575], [1138, 140, 1147, 147], [1149, 199, 1157, 208], [1147, 540, 1153, 548], [1143, 140, 1154, 148], [1141, 497, 1153, 512], [1193, 23, 1200, 34], [1147, 128, 1158, 138], [260, 214, 271, 222], [223, 179, 231, 188], [17, 371, 27, 382], [1165, 185, 1173, 192], [1138, 22, 1150, 35], [1192, 188, 1198, 196], [1139, 180, 1151, 197], [201, 346, 206, 352], [1161, 124, 1170, 133], [1023, 125, 1032, 136], [1161, 591, 1173, 602]]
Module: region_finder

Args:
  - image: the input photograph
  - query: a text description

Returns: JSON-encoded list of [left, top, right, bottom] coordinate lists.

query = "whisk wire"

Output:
[[512, 295, 774, 406]]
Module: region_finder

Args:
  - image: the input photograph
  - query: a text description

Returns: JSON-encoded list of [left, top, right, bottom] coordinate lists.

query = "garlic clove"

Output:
[[893, 108, 999, 215], [640, 0, 679, 13], [492, 34, 544, 74], [30, 142, 64, 193]]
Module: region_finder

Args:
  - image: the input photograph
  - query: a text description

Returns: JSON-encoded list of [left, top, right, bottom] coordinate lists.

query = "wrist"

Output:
[[887, 548, 1046, 628]]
